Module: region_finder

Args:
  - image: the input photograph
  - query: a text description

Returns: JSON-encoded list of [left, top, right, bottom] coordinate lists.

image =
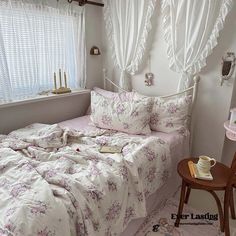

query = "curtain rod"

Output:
[[67, 0, 104, 7]]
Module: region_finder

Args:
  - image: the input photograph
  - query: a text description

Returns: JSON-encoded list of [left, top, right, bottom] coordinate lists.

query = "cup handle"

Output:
[[210, 158, 216, 167]]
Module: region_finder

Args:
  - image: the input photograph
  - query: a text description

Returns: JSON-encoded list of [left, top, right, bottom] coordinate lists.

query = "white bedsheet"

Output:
[[0, 120, 173, 236]]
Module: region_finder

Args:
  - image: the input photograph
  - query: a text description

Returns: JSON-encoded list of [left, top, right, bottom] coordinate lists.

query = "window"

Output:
[[0, 0, 86, 103]]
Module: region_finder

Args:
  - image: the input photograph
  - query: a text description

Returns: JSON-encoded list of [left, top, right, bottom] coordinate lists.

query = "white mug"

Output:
[[197, 155, 216, 173]]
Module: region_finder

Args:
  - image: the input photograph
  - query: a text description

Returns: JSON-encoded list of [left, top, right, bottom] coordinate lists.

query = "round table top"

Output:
[[177, 158, 231, 190]]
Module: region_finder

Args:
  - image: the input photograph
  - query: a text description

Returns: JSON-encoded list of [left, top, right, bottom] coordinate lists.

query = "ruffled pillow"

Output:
[[90, 91, 152, 135]]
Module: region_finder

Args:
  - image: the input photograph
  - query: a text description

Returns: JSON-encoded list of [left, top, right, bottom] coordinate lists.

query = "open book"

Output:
[[188, 161, 213, 180]]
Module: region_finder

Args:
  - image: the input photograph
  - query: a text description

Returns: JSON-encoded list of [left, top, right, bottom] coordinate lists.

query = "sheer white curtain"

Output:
[[104, 0, 156, 91], [0, 0, 86, 102], [162, 0, 233, 91]]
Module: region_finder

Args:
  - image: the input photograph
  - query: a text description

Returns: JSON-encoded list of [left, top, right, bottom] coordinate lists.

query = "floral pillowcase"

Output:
[[90, 91, 152, 135], [93, 87, 135, 101], [86, 87, 134, 115], [149, 95, 192, 133]]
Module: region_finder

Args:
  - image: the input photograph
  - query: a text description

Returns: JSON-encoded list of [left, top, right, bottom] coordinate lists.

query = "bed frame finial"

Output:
[[193, 75, 201, 83], [103, 68, 108, 89]]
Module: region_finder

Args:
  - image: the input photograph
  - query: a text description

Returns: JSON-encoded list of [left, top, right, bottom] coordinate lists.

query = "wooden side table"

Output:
[[175, 158, 231, 233]]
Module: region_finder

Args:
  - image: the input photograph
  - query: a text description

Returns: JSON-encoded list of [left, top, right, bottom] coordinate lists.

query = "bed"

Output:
[[59, 115, 190, 235], [0, 76, 200, 236]]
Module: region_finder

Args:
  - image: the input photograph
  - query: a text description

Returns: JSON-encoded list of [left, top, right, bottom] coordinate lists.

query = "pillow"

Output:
[[86, 88, 134, 116], [150, 95, 192, 133], [93, 87, 134, 101], [90, 91, 152, 135], [93, 87, 117, 98]]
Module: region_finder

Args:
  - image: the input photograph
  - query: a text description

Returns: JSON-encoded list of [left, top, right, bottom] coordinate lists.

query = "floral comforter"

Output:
[[0, 123, 171, 236]]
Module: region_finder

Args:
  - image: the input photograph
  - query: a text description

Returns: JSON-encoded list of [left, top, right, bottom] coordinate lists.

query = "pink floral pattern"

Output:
[[0, 123, 171, 236], [105, 202, 121, 221], [107, 180, 117, 192], [123, 207, 135, 226], [31, 201, 48, 215]]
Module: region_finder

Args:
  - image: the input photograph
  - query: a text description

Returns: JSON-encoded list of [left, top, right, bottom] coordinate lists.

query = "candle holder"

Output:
[[52, 69, 71, 94]]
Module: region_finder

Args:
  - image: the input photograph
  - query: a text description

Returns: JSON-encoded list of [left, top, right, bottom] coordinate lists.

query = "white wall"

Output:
[[0, 4, 104, 134], [0, 94, 90, 134], [85, 3, 104, 89], [102, 1, 236, 161]]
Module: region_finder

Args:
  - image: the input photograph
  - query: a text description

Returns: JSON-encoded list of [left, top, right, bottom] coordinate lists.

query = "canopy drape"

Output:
[[103, 0, 156, 91], [162, 0, 233, 91]]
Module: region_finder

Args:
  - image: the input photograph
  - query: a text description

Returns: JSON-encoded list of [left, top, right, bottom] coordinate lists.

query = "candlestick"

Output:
[[64, 72, 67, 88], [59, 69, 62, 87], [54, 72, 57, 90]]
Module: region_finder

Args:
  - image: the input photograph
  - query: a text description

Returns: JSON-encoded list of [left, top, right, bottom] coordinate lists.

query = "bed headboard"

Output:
[[102, 69, 200, 152], [102, 68, 200, 117]]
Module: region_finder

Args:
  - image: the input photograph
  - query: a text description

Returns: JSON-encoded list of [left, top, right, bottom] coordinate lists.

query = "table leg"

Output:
[[207, 190, 224, 232], [224, 187, 230, 236], [184, 186, 191, 204], [175, 180, 187, 227], [230, 187, 236, 219]]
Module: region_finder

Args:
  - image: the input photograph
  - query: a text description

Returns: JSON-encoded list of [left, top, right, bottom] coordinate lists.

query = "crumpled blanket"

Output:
[[0, 123, 171, 236]]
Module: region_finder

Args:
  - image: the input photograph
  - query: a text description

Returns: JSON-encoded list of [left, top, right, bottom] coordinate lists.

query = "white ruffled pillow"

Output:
[[150, 96, 192, 133], [90, 91, 152, 135]]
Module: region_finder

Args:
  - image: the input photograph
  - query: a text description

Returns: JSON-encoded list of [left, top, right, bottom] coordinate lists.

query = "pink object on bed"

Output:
[[59, 115, 97, 132]]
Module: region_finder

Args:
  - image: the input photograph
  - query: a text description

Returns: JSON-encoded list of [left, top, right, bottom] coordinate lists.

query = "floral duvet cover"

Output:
[[0, 123, 171, 236]]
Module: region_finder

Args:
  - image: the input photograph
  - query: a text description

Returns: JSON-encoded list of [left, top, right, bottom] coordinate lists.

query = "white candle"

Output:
[[64, 72, 67, 88], [59, 69, 62, 88], [54, 72, 57, 90]]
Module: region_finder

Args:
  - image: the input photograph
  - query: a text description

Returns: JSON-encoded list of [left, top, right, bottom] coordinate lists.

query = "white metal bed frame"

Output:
[[102, 69, 201, 151], [103, 69, 200, 115]]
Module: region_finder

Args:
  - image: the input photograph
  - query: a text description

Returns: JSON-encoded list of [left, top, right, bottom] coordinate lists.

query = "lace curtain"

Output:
[[0, 0, 86, 102], [104, 0, 156, 91], [162, 0, 233, 91]]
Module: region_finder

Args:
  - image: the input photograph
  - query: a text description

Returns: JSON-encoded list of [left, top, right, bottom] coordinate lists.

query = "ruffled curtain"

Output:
[[162, 0, 233, 91], [103, 0, 156, 91]]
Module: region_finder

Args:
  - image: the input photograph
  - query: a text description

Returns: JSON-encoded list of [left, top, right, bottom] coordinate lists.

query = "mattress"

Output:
[[59, 115, 190, 235]]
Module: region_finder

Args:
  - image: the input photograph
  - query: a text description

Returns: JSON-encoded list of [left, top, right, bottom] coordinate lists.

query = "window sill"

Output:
[[0, 89, 91, 109]]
